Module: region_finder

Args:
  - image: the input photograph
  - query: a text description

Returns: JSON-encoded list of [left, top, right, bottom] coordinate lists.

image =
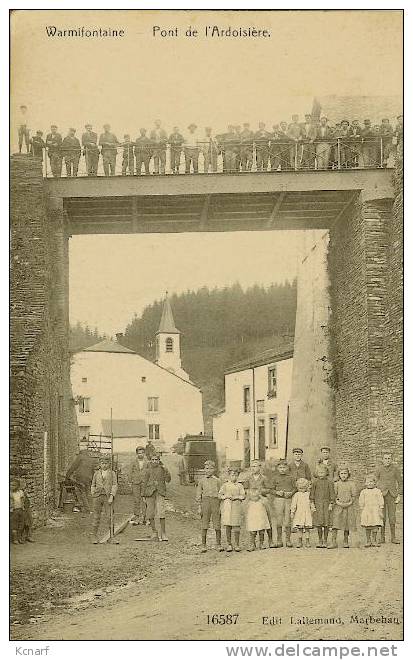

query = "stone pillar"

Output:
[[288, 231, 336, 467], [328, 193, 393, 482]]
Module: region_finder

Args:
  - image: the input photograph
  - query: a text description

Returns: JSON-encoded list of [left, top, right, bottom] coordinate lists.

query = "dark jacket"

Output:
[[143, 463, 171, 497], [82, 130, 99, 152], [130, 456, 150, 484], [288, 460, 312, 483], [62, 136, 81, 157], [375, 464, 402, 497], [66, 451, 99, 486], [30, 136, 45, 158], [45, 132, 62, 154]]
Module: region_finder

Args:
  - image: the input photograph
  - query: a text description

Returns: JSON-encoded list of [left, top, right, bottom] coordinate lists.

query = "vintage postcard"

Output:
[[9, 8, 403, 645]]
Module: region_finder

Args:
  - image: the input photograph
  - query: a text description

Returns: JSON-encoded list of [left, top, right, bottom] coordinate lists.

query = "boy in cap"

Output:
[[130, 446, 149, 524], [264, 459, 295, 547], [30, 130, 45, 161], [196, 460, 223, 553], [99, 124, 118, 176], [45, 125, 62, 177], [90, 455, 118, 544], [184, 123, 200, 173], [143, 453, 171, 541], [289, 448, 312, 482], [121, 134, 135, 176], [82, 124, 99, 176], [316, 446, 338, 481], [62, 128, 81, 177], [375, 451, 402, 544]]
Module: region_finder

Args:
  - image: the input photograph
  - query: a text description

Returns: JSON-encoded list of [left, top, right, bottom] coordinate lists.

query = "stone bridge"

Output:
[[11, 156, 402, 522]]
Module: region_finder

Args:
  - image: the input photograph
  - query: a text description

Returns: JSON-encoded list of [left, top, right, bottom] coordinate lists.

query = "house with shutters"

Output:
[[70, 296, 204, 452], [213, 346, 293, 467]]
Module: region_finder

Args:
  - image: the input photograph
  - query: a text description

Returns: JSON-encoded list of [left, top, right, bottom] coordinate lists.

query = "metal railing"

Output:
[[29, 137, 399, 178]]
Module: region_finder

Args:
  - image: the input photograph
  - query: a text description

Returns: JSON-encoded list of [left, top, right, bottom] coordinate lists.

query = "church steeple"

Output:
[[155, 293, 188, 379]]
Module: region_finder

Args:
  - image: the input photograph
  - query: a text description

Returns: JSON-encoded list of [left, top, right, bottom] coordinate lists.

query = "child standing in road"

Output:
[[359, 474, 385, 548], [245, 488, 271, 551], [196, 460, 223, 553], [90, 455, 118, 544], [290, 478, 313, 548], [244, 459, 274, 548], [143, 453, 171, 542], [310, 464, 335, 548], [329, 467, 357, 549], [219, 468, 245, 552], [265, 459, 295, 548]]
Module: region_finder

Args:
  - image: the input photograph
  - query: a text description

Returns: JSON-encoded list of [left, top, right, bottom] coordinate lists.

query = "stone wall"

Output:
[[10, 155, 79, 525], [328, 192, 396, 483]]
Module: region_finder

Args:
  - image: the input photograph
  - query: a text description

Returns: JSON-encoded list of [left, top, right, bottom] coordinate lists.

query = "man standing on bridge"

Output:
[[62, 128, 81, 177], [150, 120, 167, 175], [135, 128, 152, 175], [82, 124, 99, 176], [99, 124, 119, 176], [45, 125, 62, 177]]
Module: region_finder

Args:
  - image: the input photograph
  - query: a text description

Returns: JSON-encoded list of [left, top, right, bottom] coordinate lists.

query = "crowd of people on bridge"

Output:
[[16, 104, 403, 178]]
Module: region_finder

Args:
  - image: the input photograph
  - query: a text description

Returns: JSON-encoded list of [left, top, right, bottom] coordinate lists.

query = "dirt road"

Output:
[[17, 539, 402, 641]]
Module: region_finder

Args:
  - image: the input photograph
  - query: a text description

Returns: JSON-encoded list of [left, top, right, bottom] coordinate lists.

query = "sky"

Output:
[[10, 10, 403, 335]]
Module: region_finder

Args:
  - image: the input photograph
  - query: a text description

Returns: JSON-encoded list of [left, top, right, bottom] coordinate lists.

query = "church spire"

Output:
[[157, 292, 180, 334]]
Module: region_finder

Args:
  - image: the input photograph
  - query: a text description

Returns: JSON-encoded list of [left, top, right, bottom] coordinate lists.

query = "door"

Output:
[[258, 419, 266, 460]]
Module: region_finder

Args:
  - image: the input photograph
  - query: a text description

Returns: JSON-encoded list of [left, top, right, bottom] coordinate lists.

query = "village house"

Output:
[[213, 346, 293, 467], [70, 297, 204, 452]]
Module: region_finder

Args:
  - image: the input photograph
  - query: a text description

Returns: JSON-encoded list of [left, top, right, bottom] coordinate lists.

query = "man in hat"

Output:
[[82, 124, 99, 176], [202, 126, 219, 173], [314, 117, 333, 170], [240, 122, 254, 172], [288, 448, 312, 483], [361, 119, 376, 167], [121, 134, 135, 176], [169, 126, 184, 174], [143, 453, 171, 541], [254, 122, 271, 171], [184, 123, 200, 174], [30, 130, 45, 162], [45, 125, 63, 177], [99, 124, 118, 176], [348, 119, 362, 168], [135, 128, 152, 175], [375, 451, 402, 544], [17, 104, 30, 154], [287, 115, 304, 169], [150, 120, 167, 175], [129, 446, 150, 524], [300, 113, 316, 169], [316, 446, 338, 481], [380, 118, 394, 167], [62, 128, 81, 177]]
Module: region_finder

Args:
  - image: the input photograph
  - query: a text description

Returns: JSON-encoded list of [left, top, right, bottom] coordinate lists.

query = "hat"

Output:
[[228, 466, 241, 475], [85, 123, 92, 129], [36, 130, 43, 135], [277, 459, 288, 466], [135, 446, 144, 452], [51, 124, 57, 129], [69, 127, 76, 132], [320, 446, 331, 452], [103, 123, 111, 129], [124, 133, 130, 138], [188, 123, 197, 129], [364, 119, 371, 124], [292, 448, 303, 454]]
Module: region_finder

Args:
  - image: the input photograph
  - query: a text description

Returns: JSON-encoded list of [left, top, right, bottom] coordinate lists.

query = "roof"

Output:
[[157, 296, 180, 334], [83, 339, 135, 354], [225, 343, 294, 375], [101, 419, 147, 438]]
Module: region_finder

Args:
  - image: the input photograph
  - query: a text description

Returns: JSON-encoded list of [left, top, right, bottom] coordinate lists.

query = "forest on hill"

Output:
[[122, 282, 297, 431]]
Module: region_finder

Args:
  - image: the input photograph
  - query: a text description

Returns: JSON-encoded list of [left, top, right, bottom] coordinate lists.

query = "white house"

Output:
[[213, 346, 293, 467], [71, 297, 204, 452]]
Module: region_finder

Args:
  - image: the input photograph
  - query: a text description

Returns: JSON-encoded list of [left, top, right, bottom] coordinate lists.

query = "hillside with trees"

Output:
[[69, 322, 107, 353], [122, 282, 297, 432]]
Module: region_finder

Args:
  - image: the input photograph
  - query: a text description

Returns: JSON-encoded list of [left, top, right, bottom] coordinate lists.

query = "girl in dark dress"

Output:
[[310, 464, 335, 548]]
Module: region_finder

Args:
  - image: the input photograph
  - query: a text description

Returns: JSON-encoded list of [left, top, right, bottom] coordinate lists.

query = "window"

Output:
[[269, 416, 278, 448], [81, 377, 87, 383], [243, 386, 251, 413], [166, 337, 174, 352], [141, 376, 146, 383], [149, 424, 160, 440], [268, 365, 277, 397], [148, 397, 159, 412], [79, 397, 90, 413], [256, 399, 264, 413]]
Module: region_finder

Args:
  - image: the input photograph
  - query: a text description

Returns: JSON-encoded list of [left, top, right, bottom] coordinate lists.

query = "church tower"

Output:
[[155, 294, 189, 380]]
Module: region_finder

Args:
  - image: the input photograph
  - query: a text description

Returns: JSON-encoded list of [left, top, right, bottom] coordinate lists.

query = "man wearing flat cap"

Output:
[[361, 118, 376, 168], [82, 124, 99, 176], [99, 124, 119, 176], [45, 124, 63, 177], [184, 123, 200, 174], [288, 448, 312, 483], [316, 446, 338, 481], [62, 127, 81, 177]]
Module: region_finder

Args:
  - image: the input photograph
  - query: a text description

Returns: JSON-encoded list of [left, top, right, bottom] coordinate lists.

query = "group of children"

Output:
[[195, 447, 402, 552]]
